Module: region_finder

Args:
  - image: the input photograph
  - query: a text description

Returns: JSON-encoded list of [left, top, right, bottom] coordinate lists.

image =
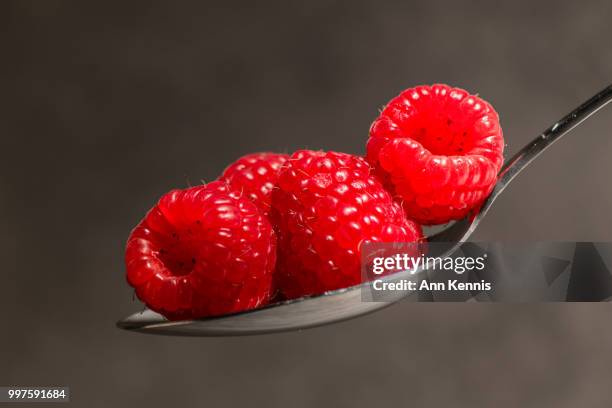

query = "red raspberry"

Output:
[[271, 150, 423, 299], [220, 152, 289, 215], [125, 181, 277, 320], [367, 84, 504, 225]]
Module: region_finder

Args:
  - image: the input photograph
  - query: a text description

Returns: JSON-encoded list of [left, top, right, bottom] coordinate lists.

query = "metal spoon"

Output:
[[117, 84, 612, 336]]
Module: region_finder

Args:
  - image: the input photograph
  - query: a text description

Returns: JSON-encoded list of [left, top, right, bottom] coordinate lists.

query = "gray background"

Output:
[[1, 1, 612, 407]]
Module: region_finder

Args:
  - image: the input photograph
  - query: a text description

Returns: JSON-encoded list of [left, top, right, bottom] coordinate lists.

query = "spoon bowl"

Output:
[[118, 84, 612, 336]]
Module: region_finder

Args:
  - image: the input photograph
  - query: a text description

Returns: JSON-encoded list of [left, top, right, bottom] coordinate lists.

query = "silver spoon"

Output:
[[117, 84, 612, 336]]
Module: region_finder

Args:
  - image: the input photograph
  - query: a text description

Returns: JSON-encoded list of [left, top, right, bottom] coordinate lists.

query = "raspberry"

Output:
[[271, 150, 423, 299], [219, 152, 289, 214], [125, 181, 277, 320], [367, 84, 504, 225]]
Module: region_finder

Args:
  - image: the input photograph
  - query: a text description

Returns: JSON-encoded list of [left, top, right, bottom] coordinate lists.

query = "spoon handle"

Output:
[[499, 84, 612, 186]]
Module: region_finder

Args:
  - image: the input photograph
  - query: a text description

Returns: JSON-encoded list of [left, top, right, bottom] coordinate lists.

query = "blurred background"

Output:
[[1, 0, 612, 406]]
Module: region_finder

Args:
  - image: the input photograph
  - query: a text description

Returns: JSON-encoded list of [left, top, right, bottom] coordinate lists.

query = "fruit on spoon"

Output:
[[125, 181, 277, 319], [219, 152, 289, 215], [270, 150, 423, 299], [367, 84, 504, 225]]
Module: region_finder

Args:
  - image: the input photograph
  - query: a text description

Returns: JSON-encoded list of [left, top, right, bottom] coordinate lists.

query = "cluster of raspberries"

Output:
[[125, 84, 504, 319]]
